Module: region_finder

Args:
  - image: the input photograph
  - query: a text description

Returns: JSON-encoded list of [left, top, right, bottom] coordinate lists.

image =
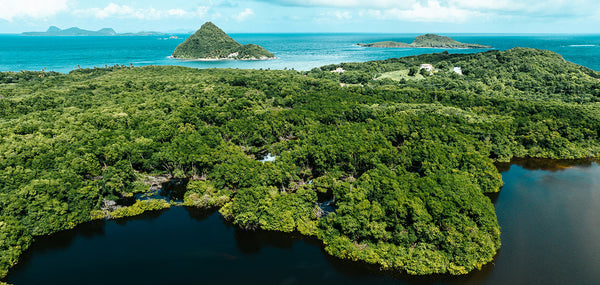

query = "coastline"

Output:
[[6, 157, 598, 283], [357, 44, 493, 49], [167, 55, 278, 62], [2, 45, 600, 281], [495, 157, 599, 172]]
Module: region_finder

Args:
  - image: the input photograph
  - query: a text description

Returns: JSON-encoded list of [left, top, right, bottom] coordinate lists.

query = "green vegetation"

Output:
[[1, 48, 600, 279], [358, 34, 491, 49], [106, 200, 170, 219], [378, 69, 425, 81], [358, 41, 412, 48], [412, 34, 491, 48], [183, 180, 231, 208], [172, 22, 275, 60], [236, 44, 276, 59], [90, 199, 171, 220], [0, 217, 32, 278]]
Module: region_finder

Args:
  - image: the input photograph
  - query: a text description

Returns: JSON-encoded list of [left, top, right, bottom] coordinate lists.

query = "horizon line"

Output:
[[3, 32, 600, 36]]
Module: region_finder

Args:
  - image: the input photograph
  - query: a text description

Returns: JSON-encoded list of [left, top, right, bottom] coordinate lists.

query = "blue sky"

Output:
[[1, 0, 599, 34]]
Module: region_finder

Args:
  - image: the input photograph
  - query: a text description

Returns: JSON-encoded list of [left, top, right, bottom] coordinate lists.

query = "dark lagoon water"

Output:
[[1, 34, 600, 73], [5, 161, 600, 284]]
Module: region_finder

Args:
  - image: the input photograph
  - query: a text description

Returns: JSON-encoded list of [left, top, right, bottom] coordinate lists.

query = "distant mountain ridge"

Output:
[[171, 22, 274, 60], [22, 26, 164, 36], [358, 34, 491, 49]]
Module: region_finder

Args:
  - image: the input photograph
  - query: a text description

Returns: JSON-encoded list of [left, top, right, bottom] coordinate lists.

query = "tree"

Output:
[[408, 66, 419, 76]]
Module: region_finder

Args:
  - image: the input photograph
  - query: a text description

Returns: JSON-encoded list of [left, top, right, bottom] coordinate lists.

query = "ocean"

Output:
[[1, 33, 599, 73]]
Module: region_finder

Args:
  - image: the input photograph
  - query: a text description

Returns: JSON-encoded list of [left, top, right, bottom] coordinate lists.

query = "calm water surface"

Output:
[[1, 34, 600, 72], [5, 161, 600, 284]]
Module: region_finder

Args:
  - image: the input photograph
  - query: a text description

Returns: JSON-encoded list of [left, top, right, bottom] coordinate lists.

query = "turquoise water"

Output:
[[1, 34, 599, 73]]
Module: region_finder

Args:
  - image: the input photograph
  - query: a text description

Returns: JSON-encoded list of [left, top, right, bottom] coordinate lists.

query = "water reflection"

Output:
[[486, 192, 500, 204], [184, 206, 217, 222], [27, 221, 106, 253], [7, 220, 106, 279], [492, 161, 600, 285], [159, 178, 189, 201], [113, 208, 167, 226], [5, 160, 600, 285], [495, 157, 597, 172]]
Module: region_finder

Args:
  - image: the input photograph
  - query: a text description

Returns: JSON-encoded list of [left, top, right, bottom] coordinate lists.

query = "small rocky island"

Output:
[[358, 34, 491, 49], [171, 22, 275, 60]]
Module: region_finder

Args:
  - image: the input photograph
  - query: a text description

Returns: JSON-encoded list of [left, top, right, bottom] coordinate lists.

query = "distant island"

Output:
[[22, 26, 165, 36], [171, 22, 275, 60], [358, 34, 491, 49]]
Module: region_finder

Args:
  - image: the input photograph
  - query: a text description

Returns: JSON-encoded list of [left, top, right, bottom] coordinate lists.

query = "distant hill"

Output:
[[359, 41, 412, 48], [171, 22, 274, 60], [358, 34, 491, 49], [22, 26, 117, 36], [22, 26, 164, 36]]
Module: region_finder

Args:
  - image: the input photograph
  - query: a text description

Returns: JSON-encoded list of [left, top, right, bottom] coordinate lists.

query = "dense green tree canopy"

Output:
[[1, 48, 599, 279]]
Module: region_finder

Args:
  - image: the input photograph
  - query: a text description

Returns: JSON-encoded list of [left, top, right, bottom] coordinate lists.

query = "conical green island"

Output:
[[358, 33, 491, 49], [172, 22, 275, 60]]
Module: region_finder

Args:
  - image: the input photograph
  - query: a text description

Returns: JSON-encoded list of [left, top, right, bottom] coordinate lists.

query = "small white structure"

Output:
[[259, 153, 277, 163], [331, 67, 346, 73], [419, 64, 435, 72], [453, 67, 463, 75]]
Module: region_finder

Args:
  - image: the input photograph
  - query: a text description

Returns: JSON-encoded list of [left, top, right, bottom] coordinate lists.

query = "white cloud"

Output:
[[167, 9, 188, 17], [369, 0, 480, 23], [0, 0, 69, 21], [92, 4, 143, 19], [255, 0, 405, 8], [234, 8, 254, 21], [314, 10, 353, 23], [448, 0, 586, 16], [333, 11, 352, 20], [449, 0, 516, 11], [196, 6, 210, 17], [75, 3, 210, 20], [258, 0, 600, 22]]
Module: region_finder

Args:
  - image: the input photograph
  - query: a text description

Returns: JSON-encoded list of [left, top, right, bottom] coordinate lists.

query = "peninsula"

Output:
[[171, 22, 275, 60], [21, 26, 164, 36], [2, 47, 600, 279], [358, 34, 491, 49]]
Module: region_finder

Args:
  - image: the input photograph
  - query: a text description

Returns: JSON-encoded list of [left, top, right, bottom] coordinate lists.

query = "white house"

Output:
[[419, 64, 434, 72], [331, 67, 346, 73], [453, 67, 463, 75]]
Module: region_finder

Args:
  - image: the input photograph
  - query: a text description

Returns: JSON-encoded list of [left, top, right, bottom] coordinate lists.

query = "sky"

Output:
[[1, 0, 599, 34]]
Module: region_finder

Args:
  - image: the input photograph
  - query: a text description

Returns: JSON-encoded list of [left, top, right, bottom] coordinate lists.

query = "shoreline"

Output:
[[2, 47, 599, 280], [495, 156, 598, 172], [357, 44, 493, 49], [167, 55, 278, 62], [5, 157, 597, 282]]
